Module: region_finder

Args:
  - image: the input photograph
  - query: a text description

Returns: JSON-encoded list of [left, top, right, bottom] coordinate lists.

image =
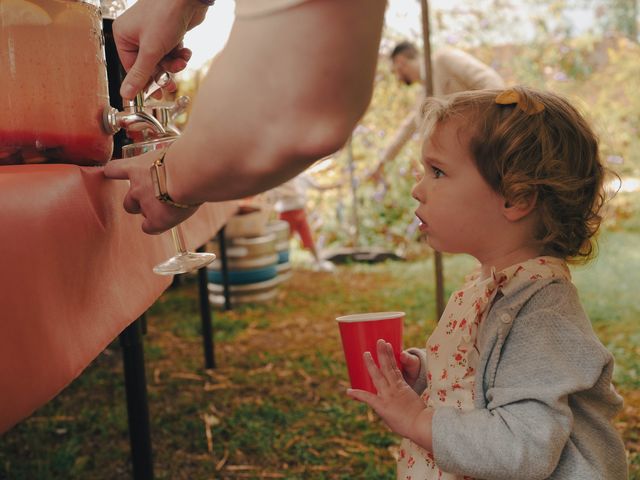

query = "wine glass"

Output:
[[121, 137, 216, 275]]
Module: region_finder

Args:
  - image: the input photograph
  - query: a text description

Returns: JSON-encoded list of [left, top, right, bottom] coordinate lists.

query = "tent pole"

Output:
[[346, 135, 360, 247], [420, 0, 445, 320]]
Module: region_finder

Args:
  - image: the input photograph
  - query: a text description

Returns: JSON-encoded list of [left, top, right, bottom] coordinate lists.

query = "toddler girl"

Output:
[[347, 86, 628, 479]]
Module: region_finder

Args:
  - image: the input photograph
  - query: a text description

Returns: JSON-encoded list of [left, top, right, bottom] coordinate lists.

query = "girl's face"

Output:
[[412, 119, 507, 260]]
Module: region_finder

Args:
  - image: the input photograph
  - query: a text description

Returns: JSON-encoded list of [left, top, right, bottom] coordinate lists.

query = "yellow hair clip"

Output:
[[495, 89, 545, 115]]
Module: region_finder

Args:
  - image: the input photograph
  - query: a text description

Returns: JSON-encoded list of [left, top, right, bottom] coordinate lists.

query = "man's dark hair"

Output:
[[390, 41, 419, 60]]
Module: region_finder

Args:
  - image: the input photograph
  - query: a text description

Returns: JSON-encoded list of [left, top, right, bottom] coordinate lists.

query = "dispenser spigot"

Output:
[[102, 74, 187, 140], [102, 104, 167, 137], [148, 95, 191, 136]]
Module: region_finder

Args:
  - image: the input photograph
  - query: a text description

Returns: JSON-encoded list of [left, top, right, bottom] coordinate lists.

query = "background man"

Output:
[[370, 41, 505, 182]]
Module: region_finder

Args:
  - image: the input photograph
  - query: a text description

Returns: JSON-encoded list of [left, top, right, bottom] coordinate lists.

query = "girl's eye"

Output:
[[432, 166, 444, 178]]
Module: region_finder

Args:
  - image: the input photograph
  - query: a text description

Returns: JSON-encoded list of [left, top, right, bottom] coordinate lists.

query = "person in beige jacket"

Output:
[[370, 41, 505, 183]]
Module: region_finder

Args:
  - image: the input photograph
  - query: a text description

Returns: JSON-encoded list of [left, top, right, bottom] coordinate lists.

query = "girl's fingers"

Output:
[[363, 351, 388, 390], [400, 350, 418, 367], [379, 341, 403, 384], [376, 339, 393, 371], [400, 351, 420, 383], [346, 388, 378, 406], [385, 342, 405, 381]]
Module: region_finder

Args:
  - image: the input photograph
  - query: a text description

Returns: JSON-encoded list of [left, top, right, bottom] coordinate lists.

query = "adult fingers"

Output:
[[160, 58, 188, 75], [149, 90, 163, 100], [175, 46, 192, 62], [103, 160, 132, 181], [141, 217, 167, 235], [122, 190, 142, 215], [159, 46, 192, 73], [141, 206, 195, 234], [121, 45, 164, 100]]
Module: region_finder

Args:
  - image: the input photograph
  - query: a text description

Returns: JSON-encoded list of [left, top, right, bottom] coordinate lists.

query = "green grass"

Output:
[[0, 222, 638, 479]]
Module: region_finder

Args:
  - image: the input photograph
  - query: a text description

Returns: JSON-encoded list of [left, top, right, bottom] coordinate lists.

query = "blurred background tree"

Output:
[[589, 0, 638, 40]]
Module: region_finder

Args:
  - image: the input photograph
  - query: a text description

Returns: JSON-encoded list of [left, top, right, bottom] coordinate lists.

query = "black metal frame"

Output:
[[119, 318, 154, 479]]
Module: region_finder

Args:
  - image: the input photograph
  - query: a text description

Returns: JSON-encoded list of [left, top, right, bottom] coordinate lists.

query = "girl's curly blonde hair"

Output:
[[420, 86, 605, 264]]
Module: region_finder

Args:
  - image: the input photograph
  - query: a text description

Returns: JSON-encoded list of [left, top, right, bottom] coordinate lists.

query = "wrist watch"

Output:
[[150, 151, 201, 209]]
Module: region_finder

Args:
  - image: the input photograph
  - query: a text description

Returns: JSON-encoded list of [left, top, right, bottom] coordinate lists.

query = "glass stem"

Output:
[[170, 226, 188, 255]]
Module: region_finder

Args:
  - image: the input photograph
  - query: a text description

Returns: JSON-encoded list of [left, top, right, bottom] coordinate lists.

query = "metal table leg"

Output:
[[217, 226, 232, 311], [119, 317, 154, 480], [197, 246, 216, 369]]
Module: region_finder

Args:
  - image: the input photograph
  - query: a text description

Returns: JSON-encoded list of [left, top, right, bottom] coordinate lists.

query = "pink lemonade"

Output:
[[0, 0, 113, 165]]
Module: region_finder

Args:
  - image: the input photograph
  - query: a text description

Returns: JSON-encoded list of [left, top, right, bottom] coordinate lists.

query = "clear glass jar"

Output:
[[100, 0, 126, 20], [0, 0, 113, 165]]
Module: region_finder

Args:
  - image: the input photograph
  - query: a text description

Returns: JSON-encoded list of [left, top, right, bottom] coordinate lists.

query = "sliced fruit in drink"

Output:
[[0, 0, 52, 26], [55, 3, 93, 27]]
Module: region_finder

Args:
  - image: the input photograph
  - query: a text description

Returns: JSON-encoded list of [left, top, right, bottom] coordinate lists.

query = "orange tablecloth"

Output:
[[0, 164, 237, 433]]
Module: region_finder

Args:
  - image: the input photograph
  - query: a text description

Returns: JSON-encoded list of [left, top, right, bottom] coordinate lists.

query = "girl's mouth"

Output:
[[415, 213, 428, 232]]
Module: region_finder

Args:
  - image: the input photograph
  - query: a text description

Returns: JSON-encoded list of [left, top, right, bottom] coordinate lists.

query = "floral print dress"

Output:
[[396, 257, 570, 480]]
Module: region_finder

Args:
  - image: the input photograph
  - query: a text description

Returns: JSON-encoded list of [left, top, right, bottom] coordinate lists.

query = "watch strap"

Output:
[[150, 150, 201, 209]]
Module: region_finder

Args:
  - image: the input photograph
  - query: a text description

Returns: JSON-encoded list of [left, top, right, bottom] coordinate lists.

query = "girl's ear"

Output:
[[502, 192, 537, 222]]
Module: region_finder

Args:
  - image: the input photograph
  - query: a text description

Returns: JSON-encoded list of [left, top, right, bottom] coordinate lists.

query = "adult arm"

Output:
[[104, 0, 386, 234], [171, 0, 386, 202], [369, 107, 419, 183], [435, 47, 505, 91]]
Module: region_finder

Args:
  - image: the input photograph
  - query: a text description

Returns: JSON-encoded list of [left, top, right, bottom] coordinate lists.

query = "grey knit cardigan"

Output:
[[409, 277, 628, 479]]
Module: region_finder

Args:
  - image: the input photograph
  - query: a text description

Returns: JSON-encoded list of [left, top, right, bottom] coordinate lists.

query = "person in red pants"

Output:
[[271, 173, 337, 272]]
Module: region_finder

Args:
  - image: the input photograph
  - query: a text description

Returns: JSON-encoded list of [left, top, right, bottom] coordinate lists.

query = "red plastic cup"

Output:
[[336, 311, 405, 393]]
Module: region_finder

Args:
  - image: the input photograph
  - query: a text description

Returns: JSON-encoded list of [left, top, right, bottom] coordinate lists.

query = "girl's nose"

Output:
[[411, 182, 423, 202], [411, 168, 425, 202]]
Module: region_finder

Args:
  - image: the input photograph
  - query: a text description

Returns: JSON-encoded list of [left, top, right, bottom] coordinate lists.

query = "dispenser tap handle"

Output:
[[102, 106, 167, 137], [102, 72, 174, 137], [170, 96, 191, 119]]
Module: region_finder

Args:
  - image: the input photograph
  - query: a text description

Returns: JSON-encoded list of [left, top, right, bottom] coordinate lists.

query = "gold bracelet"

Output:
[[149, 150, 201, 209]]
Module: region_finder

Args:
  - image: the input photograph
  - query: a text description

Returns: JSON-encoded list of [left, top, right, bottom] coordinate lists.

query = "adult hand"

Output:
[[113, 0, 209, 99], [103, 150, 200, 234], [347, 340, 433, 449]]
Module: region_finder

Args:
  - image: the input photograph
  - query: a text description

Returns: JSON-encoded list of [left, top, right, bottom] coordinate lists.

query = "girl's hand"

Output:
[[347, 340, 433, 450], [400, 350, 421, 387]]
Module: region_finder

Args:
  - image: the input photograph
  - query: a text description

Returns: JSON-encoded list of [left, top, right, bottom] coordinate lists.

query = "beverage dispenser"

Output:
[[0, 0, 113, 165]]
